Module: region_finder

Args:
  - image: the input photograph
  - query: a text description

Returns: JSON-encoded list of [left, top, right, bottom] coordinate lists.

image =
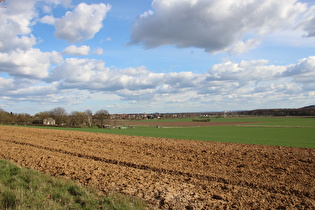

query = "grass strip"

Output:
[[0, 159, 146, 210]]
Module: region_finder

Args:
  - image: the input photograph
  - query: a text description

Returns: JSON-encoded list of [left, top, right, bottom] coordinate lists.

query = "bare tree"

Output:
[[16, 113, 33, 125], [49, 107, 68, 125], [70, 111, 85, 127], [34, 111, 50, 119], [94, 109, 110, 128], [0, 108, 9, 124]]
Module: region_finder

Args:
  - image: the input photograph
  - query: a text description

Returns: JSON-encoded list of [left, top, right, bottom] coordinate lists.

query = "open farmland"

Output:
[[41, 117, 315, 148], [0, 126, 314, 209]]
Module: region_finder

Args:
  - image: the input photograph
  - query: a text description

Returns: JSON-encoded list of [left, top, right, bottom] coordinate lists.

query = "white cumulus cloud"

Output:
[[283, 56, 315, 84], [54, 3, 111, 42], [130, 0, 308, 53], [0, 78, 15, 91], [303, 18, 315, 37], [62, 45, 90, 56], [206, 60, 286, 83], [0, 0, 38, 52], [40, 15, 55, 25], [0, 49, 62, 79], [2, 55, 315, 111]]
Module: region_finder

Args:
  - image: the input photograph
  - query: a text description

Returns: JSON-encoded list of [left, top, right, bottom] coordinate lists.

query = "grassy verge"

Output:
[[0, 159, 146, 210]]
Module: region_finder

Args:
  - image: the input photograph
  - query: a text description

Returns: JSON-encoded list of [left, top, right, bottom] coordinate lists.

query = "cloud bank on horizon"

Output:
[[0, 0, 315, 114]]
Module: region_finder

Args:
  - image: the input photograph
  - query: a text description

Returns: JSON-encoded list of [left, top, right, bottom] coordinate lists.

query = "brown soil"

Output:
[[0, 126, 314, 209]]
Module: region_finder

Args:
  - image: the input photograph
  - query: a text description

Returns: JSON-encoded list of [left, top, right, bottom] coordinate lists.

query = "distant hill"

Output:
[[301, 105, 315, 109]]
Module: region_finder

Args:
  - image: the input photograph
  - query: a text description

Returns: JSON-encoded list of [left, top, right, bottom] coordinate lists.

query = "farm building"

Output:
[[43, 118, 56, 125]]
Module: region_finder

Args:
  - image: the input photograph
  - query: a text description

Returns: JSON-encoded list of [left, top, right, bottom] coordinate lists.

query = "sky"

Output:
[[0, 0, 315, 115]]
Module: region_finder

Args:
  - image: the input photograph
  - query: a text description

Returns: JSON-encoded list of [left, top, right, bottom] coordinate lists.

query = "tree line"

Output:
[[1, 106, 314, 127], [0, 107, 110, 128], [238, 107, 315, 116]]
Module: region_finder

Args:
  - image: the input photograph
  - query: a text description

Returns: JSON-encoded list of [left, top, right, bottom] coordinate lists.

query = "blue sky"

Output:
[[0, 0, 315, 114]]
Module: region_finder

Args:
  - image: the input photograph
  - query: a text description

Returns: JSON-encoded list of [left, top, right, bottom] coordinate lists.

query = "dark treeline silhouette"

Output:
[[238, 107, 315, 116]]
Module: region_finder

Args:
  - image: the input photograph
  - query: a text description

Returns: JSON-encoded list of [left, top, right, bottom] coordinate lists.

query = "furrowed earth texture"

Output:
[[0, 125, 314, 209]]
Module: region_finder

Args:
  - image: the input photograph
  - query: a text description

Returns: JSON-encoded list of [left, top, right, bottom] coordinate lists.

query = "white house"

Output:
[[43, 118, 56, 125]]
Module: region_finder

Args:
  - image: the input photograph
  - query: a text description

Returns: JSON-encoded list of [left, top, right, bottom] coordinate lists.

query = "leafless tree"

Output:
[[70, 111, 85, 127], [95, 109, 110, 128], [49, 107, 68, 125]]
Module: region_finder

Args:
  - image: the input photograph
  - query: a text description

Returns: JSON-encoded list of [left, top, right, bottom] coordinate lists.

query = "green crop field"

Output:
[[80, 126, 314, 148], [26, 117, 315, 148], [149, 116, 315, 126]]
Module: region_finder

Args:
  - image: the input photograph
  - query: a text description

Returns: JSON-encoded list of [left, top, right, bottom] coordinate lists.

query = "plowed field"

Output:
[[0, 126, 314, 209]]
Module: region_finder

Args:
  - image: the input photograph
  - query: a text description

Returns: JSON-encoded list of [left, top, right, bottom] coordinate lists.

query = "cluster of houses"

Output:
[[110, 112, 221, 120], [30, 112, 218, 127], [36, 113, 217, 125]]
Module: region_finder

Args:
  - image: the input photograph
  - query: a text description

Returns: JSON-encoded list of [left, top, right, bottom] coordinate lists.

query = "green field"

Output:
[[27, 117, 315, 148], [147, 116, 315, 126]]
